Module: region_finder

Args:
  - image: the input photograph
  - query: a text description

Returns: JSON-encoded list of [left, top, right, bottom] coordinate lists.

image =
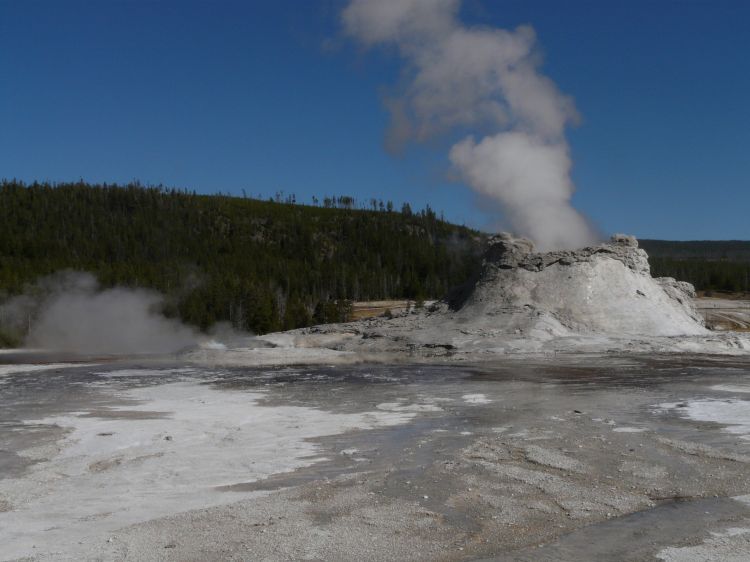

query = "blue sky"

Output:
[[1, 0, 748, 240]]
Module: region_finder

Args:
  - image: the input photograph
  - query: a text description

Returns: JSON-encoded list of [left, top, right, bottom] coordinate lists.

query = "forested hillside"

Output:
[[0, 180, 484, 336], [1, 180, 747, 345], [640, 240, 750, 262], [640, 240, 750, 294]]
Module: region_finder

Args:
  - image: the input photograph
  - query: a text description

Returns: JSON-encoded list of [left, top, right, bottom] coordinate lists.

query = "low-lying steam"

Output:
[[0, 272, 197, 355], [342, 0, 598, 250]]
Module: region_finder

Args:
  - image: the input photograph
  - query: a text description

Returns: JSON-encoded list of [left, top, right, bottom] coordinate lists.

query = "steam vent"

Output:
[[453, 233, 707, 337]]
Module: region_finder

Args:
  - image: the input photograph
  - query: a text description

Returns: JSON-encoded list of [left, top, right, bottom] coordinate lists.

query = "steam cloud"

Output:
[[0, 272, 197, 355], [342, 0, 598, 250]]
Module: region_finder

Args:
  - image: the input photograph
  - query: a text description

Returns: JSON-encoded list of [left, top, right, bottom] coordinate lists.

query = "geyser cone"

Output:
[[453, 233, 706, 337]]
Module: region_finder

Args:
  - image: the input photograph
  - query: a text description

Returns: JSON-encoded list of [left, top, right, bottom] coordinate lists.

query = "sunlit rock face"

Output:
[[453, 233, 706, 337]]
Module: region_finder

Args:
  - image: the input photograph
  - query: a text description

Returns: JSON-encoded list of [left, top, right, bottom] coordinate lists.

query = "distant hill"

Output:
[[640, 239, 750, 294], [640, 240, 750, 262], [0, 180, 484, 339]]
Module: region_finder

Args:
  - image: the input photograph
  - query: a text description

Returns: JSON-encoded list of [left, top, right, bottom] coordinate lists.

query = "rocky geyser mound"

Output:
[[451, 233, 706, 337]]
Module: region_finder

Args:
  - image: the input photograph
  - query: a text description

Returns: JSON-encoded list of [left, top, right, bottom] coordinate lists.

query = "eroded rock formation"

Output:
[[454, 233, 706, 337]]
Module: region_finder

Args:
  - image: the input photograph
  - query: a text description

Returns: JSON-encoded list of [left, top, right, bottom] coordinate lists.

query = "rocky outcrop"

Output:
[[656, 277, 702, 325], [455, 233, 707, 337], [482, 233, 650, 275]]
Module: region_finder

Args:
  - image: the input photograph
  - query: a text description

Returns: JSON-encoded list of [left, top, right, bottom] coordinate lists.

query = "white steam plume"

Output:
[[0, 272, 197, 355], [342, 0, 598, 250]]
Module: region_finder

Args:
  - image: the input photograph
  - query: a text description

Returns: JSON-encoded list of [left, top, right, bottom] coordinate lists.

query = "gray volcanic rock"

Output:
[[481, 232, 649, 274], [456, 233, 706, 337]]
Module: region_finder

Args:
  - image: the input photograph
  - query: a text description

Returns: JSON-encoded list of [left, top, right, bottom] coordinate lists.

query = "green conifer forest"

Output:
[[0, 180, 483, 338]]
